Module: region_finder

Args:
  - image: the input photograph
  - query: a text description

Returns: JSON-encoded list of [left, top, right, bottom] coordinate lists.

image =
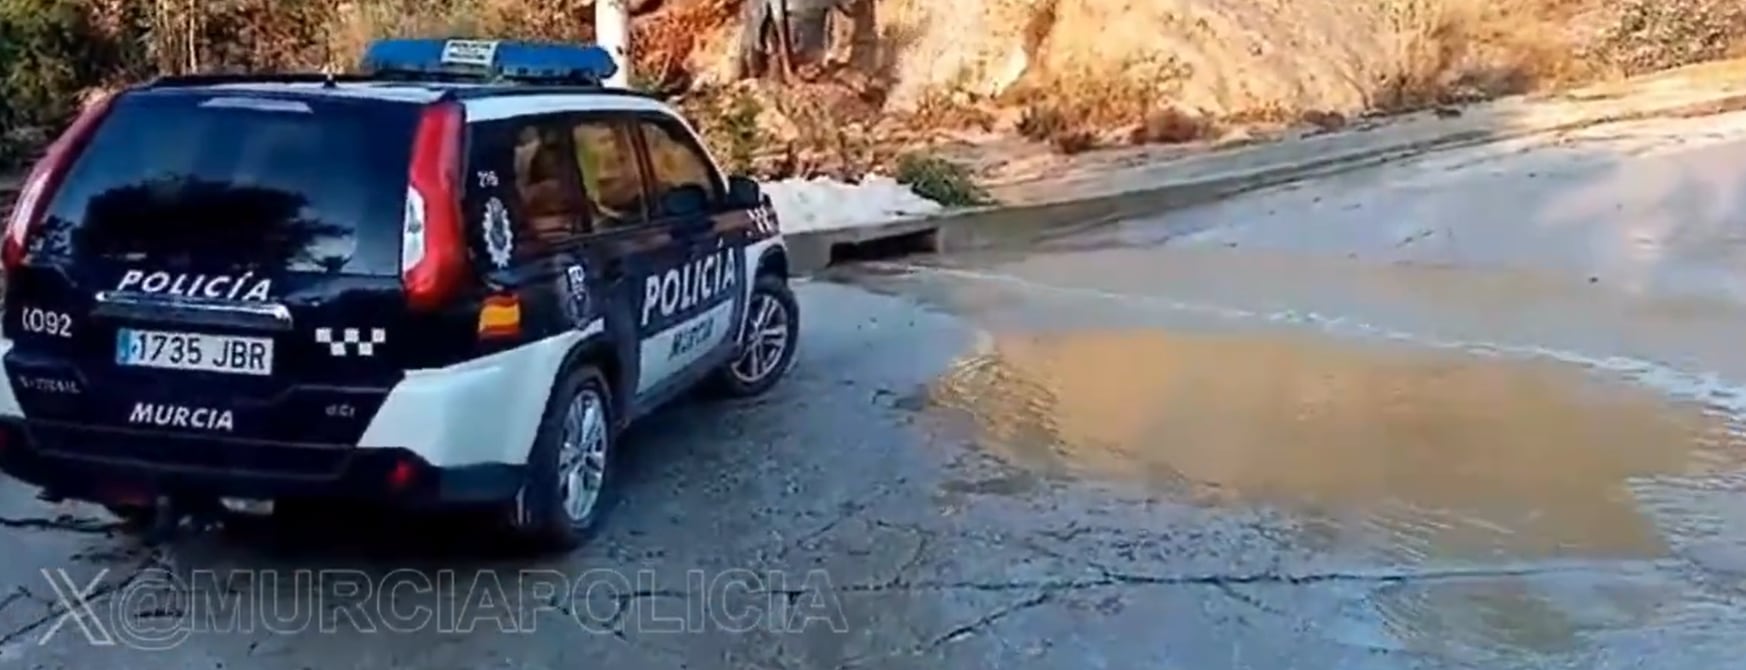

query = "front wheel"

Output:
[[714, 274, 799, 397]]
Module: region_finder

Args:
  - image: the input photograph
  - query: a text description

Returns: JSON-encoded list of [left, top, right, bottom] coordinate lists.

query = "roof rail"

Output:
[[144, 73, 374, 88], [359, 38, 617, 86]]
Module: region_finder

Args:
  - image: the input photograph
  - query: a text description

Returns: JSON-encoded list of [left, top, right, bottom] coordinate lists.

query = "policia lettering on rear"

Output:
[[115, 270, 273, 301], [640, 247, 738, 330]]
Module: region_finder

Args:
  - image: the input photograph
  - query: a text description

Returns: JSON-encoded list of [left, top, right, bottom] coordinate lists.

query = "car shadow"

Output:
[[152, 390, 754, 572]]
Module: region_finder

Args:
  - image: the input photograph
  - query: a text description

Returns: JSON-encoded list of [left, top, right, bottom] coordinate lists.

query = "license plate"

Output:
[[115, 328, 273, 376]]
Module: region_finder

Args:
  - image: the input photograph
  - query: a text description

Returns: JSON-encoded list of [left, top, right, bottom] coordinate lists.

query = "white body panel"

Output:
[[0, 318, 589, 469], [0, 339, 22, 419], [636, 300, 736, 394], [354, 319, 604, 467]]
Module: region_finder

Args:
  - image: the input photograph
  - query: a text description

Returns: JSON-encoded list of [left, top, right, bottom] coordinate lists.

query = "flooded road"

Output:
[[13, 132, 1746, 666], [928, 329, 1738, 566], [838, 246, 1746, 668]]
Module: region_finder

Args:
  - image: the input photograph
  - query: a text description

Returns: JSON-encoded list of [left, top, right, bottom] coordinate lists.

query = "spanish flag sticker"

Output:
[[477, 294, 522, 339]]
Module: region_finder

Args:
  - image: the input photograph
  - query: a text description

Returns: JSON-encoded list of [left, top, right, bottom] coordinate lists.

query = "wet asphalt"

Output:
[[8, 200, 1746, 668]]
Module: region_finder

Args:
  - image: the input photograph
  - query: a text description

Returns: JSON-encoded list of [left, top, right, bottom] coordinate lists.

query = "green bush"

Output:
[[682, 86, 767, 176], [717, 90, 763, 175], [893, 153, 992, 207], [0, 1, 86, 130], [0, 0, 147, 167]]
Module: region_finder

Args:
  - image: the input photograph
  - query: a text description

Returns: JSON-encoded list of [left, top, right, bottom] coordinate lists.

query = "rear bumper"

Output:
[[0, 418, 523, 507]]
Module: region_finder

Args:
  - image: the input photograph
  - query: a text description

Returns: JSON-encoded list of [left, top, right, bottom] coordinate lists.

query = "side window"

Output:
[[463, 119, 583, 267], [570, 119, 647, 229], [509, 120, 586, 246], [637, 118, 721, 217]]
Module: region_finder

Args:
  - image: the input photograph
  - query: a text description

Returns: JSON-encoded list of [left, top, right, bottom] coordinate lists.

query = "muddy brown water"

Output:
[[926, 328, 1746, 564]]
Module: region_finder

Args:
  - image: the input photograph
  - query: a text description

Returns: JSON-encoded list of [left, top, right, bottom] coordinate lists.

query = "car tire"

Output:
[[512, 364, 617, 552], [713, 274, 799, 398]]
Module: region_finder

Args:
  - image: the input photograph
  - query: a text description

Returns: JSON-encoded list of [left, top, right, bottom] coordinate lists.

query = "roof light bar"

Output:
[[359, 38, 619, 85]]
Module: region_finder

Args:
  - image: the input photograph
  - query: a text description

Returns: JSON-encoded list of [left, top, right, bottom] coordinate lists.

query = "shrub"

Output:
[[1005, 55, 1195, 153], [1131, 106, 1215, 145], [1, 1, 104, 123], [0, 0, 149, 167], [893, 153, 991, 207], [684, 86, 766, 175]]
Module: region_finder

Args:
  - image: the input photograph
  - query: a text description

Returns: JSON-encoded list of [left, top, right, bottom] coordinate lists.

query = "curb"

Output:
[[790, 91, 1746, 275]]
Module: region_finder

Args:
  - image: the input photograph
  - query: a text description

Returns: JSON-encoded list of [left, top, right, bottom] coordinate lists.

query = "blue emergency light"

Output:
[[359, 38, 618, 85]]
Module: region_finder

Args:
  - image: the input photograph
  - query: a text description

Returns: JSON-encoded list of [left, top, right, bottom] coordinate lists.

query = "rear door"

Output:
[[3, 88, 421, 445], [458, 114, 597, 351]]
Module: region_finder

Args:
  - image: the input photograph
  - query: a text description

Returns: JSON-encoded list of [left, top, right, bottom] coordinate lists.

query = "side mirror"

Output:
[[725, 175, 763, 209], [657, 184, 710, 218]]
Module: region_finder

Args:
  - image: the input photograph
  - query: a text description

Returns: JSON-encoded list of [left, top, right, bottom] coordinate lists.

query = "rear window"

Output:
[[37, 90, 419, 276]]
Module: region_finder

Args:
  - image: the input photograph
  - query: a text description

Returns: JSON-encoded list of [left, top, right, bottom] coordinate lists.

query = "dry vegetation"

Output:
[[2, 0, 1745, 179], [878, 0, 1745, 154], [695, 0, 1746, 170]]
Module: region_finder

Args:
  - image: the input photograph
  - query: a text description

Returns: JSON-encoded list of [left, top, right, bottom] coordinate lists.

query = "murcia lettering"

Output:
[[115, 270, 273, 302], [129, 402, 234, 431], [641, 249, 738, 327]]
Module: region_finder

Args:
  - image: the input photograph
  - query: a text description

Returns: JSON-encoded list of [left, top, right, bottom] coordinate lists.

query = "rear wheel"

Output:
[[714, 274, 799, 397], [513, 365, 616, 552]]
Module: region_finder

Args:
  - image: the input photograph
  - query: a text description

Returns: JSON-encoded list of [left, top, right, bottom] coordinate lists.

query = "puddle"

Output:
[[926, 328, 1746, 563]]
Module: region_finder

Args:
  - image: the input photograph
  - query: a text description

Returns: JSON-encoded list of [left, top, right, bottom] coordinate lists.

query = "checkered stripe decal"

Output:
[[314, 327, 387, 357], [749, 206, 778, 235]]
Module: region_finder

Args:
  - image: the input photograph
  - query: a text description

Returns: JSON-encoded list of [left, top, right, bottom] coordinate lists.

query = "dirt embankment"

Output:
[[3, 0, 1744, 188], [668, 0, 1745, 178]]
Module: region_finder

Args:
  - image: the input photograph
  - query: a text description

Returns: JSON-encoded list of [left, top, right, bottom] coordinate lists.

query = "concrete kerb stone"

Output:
[[789, 90, 1746, 275], [785, 127, 1488, 275]]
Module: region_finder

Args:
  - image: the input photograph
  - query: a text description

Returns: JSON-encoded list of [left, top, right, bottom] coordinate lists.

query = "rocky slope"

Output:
[[675, 0, 1739, 135]]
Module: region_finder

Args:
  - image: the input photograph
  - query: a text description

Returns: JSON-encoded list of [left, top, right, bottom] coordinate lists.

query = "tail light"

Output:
[[402, 101, 468, 312], [388, 458, 419, 492], [3, 93, 118, 273]]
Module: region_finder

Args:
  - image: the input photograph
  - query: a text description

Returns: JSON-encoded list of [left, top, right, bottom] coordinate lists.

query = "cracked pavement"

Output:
[[1, 264, 1743, 669], [16, 119, 1746, 666]]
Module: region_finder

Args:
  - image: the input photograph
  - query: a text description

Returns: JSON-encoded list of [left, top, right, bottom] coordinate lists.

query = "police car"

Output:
[[0, 39, 798, 549]]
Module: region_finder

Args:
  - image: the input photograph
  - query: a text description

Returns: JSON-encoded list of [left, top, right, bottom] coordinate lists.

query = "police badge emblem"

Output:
[[483, 197, 514, 269]]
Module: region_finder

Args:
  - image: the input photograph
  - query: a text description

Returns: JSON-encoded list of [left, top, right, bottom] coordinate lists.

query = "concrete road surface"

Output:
[[8, 112, 1746, 669]]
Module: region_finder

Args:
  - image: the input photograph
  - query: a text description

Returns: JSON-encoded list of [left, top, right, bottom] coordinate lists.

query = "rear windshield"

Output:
[[38, 90, 419, 276]]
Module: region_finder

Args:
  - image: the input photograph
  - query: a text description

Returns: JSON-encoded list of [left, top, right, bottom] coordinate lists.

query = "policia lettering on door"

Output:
[[641, 247, 738, 331]]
